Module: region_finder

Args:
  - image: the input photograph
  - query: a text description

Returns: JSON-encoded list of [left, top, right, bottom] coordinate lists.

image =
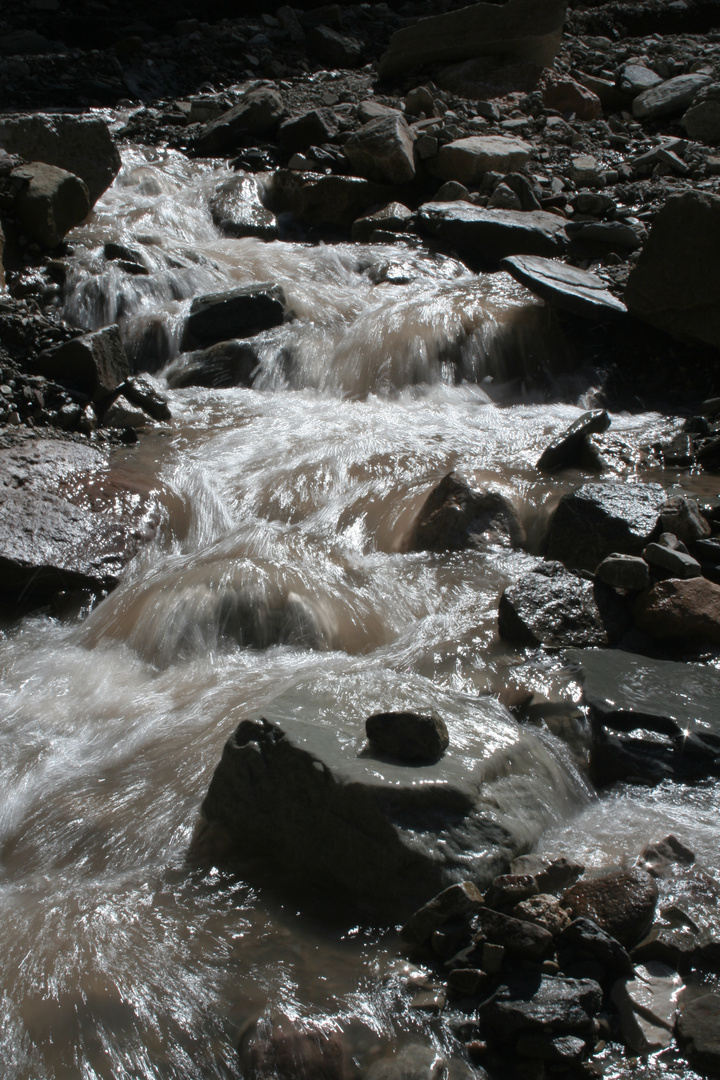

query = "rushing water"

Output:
[[0, 145, 718, 1078]]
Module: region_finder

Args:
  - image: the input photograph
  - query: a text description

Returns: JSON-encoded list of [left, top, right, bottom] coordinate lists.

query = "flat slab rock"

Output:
[[417, 202, 568, 268], [0, 435, 160, 605], [677, 992, 720, 1073], [501, 256, 627, 320]]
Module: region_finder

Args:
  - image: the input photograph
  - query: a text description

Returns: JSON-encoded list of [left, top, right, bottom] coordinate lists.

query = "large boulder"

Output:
[[562, 869, 658, 946], [632, 73, 712, 121], [417, 202, 568, 267], [181, 283, 286, 350], [194, 85, 283, 156], [545, 481, 667, 569], [37, 325, 130, 400], [406, 473, 525, 552], [11, 162, 90, 249], [344, 115, 416, 185], [0, 113, 120, 205], [379, 0, 568, 79], [683, 83, 720, 143], [432, 136, 532, 184], [624, 190, 720, 350], [279, 108, 340, 154]]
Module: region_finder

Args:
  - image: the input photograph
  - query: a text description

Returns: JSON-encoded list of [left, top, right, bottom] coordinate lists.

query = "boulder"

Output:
[[209, 176, 278, 239], [119, 376, 171, 421], [472, 907, 553, 960], [479, 976, 602, 1041], [12, 163, 90, 249], [406, 473, 525, 552], [102, 394, 151, 429], [683, 83, 720, 143], [632, 73, 712, 121], [400, 881, 483, 945], [181, 283, 286, 350], [658, 495, 711, 543], [617, 64, 663, 97], [268, 170, 396, 229], [279, 109, 339, 154], [676, 993, 720, 1073], [308, 25, 363, 68], [501, 256, 627, 320], [498, 561, 626, 648], [557, 918, 634, 978], [417, 202, 568, 267], [562, 869, 658, 946], [540, 72, 602, 120], [351, 202, 413, 243], [510, 854, 584, 894], [164, 339, 261, 390], [642, 542, 701, 579], [379, 0, 567, 79], [624, 190, 720, 350], [536, 409, 611, 471], [344, 115, 416, 185], [484, 873, 539, 912], [634, 576, 720, 645], [432, 136, 532, 184], [194, 85, 283, 156], [566, 220, 643, 252], [545, 481, 667, 569], [595, 554, 650, 591], [365, 711, 449, 764], [0, 112, 120, 204], [37, 325, 130, 400]]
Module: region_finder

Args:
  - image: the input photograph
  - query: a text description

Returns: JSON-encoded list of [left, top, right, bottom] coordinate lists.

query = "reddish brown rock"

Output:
[[540, 71, 603, 121], [562, 869, 658, 946], [634, 577, 720, 644]]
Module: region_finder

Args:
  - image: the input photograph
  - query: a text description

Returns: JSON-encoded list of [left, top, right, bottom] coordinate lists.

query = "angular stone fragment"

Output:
[[683, 84, 720, 143], [417, 202, 568, 267], [279, 108, 339, 154], [309, 25, 364, 68], [351, 202, 413, 243], [618, 64, 663, 97], [407, 473, 525, 553], [480, 976, 602, 1040], [365, 711, 449, 764], [634, 577, 720, 644], [676, 992, 720, 1073], [12, 162, 89, 248], [344, 115, 416, 185], [102, 394, 151, 429], [659, 495, 711, 543], [595, 554, 650, 591], [119, 376, 171, 421], [558, 918, 634, 977], [433, 135, 532, 184], [514, 895, 571, 935], [632, 73, 712, 121], [401, 881, 483, 945], [182, 283, 286, 349], [472, 907, 553, 960], [537, 409, 611, 471], [611, 962, 683, 1053], [562, 870, 658, 946], [545, 482, 666, 570], [502, 256, 627, 320], [37, 325, 130, 400], [484, 874, 539, 912], [515, 1033, 586, 1064], [195, 86, 284, 156], [268, 170, 396, 229], [642, 542, 701, 579]]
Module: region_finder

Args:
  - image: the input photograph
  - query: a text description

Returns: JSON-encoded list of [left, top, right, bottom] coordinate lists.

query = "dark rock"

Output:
[[12, 162, 90, 249], [448, 967, 493, 997], [308, 25, 363, 69], [364, 1043, 477, 1080], [558, 918, 635, 977], [637, 835, 695, 878], [279, 109, 339, 154], [562, 869, 658, 946], [683, 83, 720, 144], [194, 85, 283, 156], [484, 874, 539, 912], [537, 409, 611, 472], [209, 176, 278, 240], [515, 1033, 587, 1064], [365, 711, 449, 764], [676, 993, 720, 1074], [181, 284, 286, 350], [642, 542, 702, 579], [595, 554, 650, 591], [513, 895, 571, 935], [566, 219, 643, 251], [407, 473, 525, 553], [102, 393, 150, 429], [511, 855, 585, 895], [120, 376, 171, 421], [240, 1018, 350, 1080], [545, 481, 666, 570], [104, 241, 144, 266], [658, 496, 711, 544], [267, 170, 396, 230], [498, 561, 627, 648], [37, 325, 130, 401], [540, 72, 602, 121], [502, 256, 627, 321], [351, 202, 413, 243], [632, 73, 712, 121], [164, 339, 261, 390], [479, 975, 602, 1040], [634, 577, 720, 644], [401, 881, 483, 945], [618, 64, 663, 98], [472, 907, 553, 960], [344, 115, 416, 185], [417, 202, 568, 267]]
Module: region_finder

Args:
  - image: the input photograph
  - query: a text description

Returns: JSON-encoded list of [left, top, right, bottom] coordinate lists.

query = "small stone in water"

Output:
[[365, 710, 449, 763]]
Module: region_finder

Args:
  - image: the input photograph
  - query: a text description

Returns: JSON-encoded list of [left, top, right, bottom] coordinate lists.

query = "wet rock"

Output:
[[659, 496, 711, 544], [595, 554, 650, 591], [433, 136, 532, 186], [407, 473, 525, 553], [487, 183, 523, 211], [365, 711, 449, 764], [37, 325, 130, 400], [364, 1043, 478, 1080], [279, 109, 339, 154], [485, 874, 539, 912], [181, 284, 285, 350], [194, 85, 283, 156], [562, 869, 658, 946], [624, 190, 720, 351], [513, 895, 571, 935], [498, 561, 626, 648], [511, 855, 585, 895], [268, 170, 395, 229], [0, 112, 120, 204], [558, 918, 634, 978], [119, 376, 171, 421], [417, 203, 568, 267], [683, 83, 720, 144], [308, 25, 363, 69], [344, 115, 416, 185], [634, 577, 720, 645], [676, 992, 720, 1073], [448, 967, 493, 996], [637, 835, 695, 879], [102, 393, 151, 429], [642, 542, 702, 579], [401, 881, 483, 945], [209, 176, 278, 240], [12, 162, 90, 249], [536, 410, 611, 472], [379, 0, 567, 80], [611, 962, 682, 1053], [566, 220, 643, 252], [540, 72, 602, 121], [480, 975, 602, 1041], [351, 202, 413, 243], [473, 907, 553, 960], [545, 481, 666, 570], [502, 256, 626, 321], [515, 1033, 586, 1065], [104, 241, 145, 267], [241, 1018, 350, 1080], [164, 339, 260, 390], [632, 73, 712, 121]]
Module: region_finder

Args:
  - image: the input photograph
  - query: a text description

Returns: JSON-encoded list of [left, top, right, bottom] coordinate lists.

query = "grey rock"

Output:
[[683, 84, 720, 144], [268, 170, 395, 229], [502, 256, 626, 320], [165, 339, 261, 390], [0, 112, 120, 205], [102, 394, 151, 429], [487, 183, 523, 211], [432, 135, 532, 185], [417, 202, 568, 267], [194, 85, 283, 156], [120, 376, 171, 421], [633, 73, 712, 121], [537, 409, 611, 471], [513, 895, 571, 935], [182, 283, 285, 349], [209, 176, 278, 239], [365, 711, 449, 764], [570, 155, 604, 187], [659, 496, 711, 543], [473, 907, 553, 960], [545, 481, 666, 569], [515, 1033, 586, 1064], [37, 325, 130, 401], [480, 976, 602, 1041], [351, 202, 413, 242], [12, 162, 89, 249], [618, 64, 663, 98], [566, 219, 642, 251], [558, 917, 635, 977], [676, 992, 720, 1073], [611, 962, 681, 1053], [435, 181, 471, 202], [406, 473, 525, 552], [279, 108, 339, 154], [595, 554, 650, 591], [344, 115, 416, 185], [642, 542, 702, 579], [401, 881, 483, 945]]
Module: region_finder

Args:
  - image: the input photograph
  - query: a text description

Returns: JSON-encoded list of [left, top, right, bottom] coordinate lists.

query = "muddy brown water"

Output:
[[0, 145, 718, 1079]]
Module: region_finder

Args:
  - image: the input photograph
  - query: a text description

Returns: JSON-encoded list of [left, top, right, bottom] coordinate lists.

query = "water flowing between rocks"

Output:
[[1, 146, 718, 1079]]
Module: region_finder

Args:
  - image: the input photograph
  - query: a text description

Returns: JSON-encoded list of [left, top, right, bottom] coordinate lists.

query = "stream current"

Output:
[[1, 145, 719, 1078]]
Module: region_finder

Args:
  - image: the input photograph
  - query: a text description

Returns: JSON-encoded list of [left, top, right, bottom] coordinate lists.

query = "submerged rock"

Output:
[[407, 473, 525, 552], [165, 339, 261, 389], [209, 176, 278, 240], [611, 962, 682, 1053], [364, 1043, 477, 1080]]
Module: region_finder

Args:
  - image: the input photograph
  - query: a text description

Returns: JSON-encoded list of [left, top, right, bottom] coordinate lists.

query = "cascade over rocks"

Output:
[[208, 176, 278, 240]]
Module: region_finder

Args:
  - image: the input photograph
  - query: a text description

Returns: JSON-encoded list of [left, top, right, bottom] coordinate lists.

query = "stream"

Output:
[[1, 144, 718, 1079]]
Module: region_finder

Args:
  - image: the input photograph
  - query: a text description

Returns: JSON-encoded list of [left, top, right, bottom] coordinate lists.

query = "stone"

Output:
[[501, 256, 627, 320], [406, 473, 525, 553], [209, 176, 278, 239], [513, 895, 572, 935], [540, 72, 602, 121], [562, 870, 658, 946], [240, 1019, 350, 1080], [432, 136, 532, 185], [485, 874, 539, 912], [12, 163, 90, 249], [659, 496, 711, 544], [683, 84, 720, 144], [632, 73, 712, 121], [558, 918, 634, 977], [570, 155, 604, 187], [472, 907, 553, 960], [267, 170, 395, 229], [618, 64, 663, 98], [637, 836, 695, 879], [482, 942, 505, 974], [181, 283, 286, 349], [401, 881, 483, 945], [536, 409, 611, 471], [676, 993, 720, 1073], [515, 1033, 586, 1065], [0, 439, 160, 605], [102, 394, 151, 429], [634, 577, 720, 645], [165, 340, 261, 390], [566, 220, 642, 251], [448, 968, 492, 996], [364, 1043, 478, 1080], [351, 202, 413, 243], [498, 561, 625, 648], [379, 0, 567, 79], [0, 112, 120, 204], [487, 184, 522, 211], [344, 115, 416, 185], [511, 855, 585, 895], [279, 109, 339, 154], [611, 963, 683, 1053], [642, 542, 702, 579], [417, 203, 568, 267], [405, 86, 436, 118], [595, 554, 650, 591], [194, 86, 283, 156], [119, 376, 171, 421], [308, 25, 363, 69], [365, 711, 449, 764], [545, 481, 666, 570], [480, 976, 602, 1041], [37, 325, 129, 401]]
